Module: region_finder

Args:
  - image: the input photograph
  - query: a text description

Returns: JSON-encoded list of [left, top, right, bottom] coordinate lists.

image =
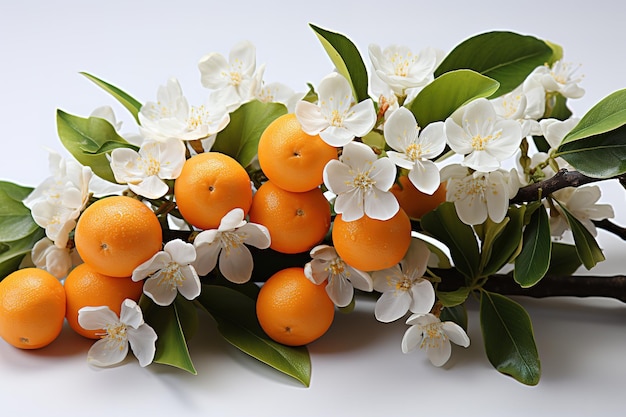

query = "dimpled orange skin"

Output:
[[174, 151, 253, 230], [256, 267, 335, 346], [0, 268, 66, 349], [74, 195, 163, 278], [248, 180, 331, 254], [64, 263, 144, 339], [257, 113, 338, 192], [332, 208, 412, 272]]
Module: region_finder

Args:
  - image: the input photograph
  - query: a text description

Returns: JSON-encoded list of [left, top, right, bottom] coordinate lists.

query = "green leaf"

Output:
[[437, 286, 470, 307], [0, 183, 39, 241], [547, 242, 582, 276], [142, 298, 197, 374], [514, 204, 551, 287], [56, 110, 138, 182], [197, 284, 311, 387], [554, 90, 626, 178], [406, 70, 499, 127], [212, 100, 287, 168], [440, 304, 468, 332], [556, 202, 605, 269], [0, 228, 45, 280], [480, 291, 541, 385], [483, 206, 526, 277], [81, 72, 142, 123], [435, 31, 553, 97], [309, 24, 369, 102], [421, 202, 480, 281]]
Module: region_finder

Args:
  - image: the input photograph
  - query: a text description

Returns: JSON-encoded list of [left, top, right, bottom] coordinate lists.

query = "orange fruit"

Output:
[[74, 195, 162, 277], [174, 151, 253, 230], [256, 267, 334, 346], [64, 263, 144, 339], [332, 208, 412, 271], [248, 180, 331, 254], [257, 113, 338, 192], [0, 268, 66, 349], [390, 175, 447, 219]]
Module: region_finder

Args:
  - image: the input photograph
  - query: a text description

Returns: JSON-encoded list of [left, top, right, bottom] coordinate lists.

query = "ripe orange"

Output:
[[256, 267, 334, 346], [74, 195, 162, 277], [248, 180, 331, 254], [0, 268, 66, 349], [390, 175, 447, 220], [332, 208, 412, 271], [64, 263, 144, 339], [257, 113, 338, 192], [174, 151, 253, 230]]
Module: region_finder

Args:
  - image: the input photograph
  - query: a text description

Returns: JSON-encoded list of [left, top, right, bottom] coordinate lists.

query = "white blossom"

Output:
[[304, 245, 373, 307], [530, 60, 585, 99], [549, 185, 615, 238], [132, 239, 201, 306], [110, 139, 186, 199], [31, 237, 80, 279], [193, 208, 271, 284], [295, 72, 376, 147], [372, 238, 435, 323], [323, 141, 398, 221], [78, 299, 157, 367], [384, 107, 446, 194], [401, 312, 470, 367]]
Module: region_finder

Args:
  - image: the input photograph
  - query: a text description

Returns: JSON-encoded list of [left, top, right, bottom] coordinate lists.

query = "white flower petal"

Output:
[[442, 322, 470, 347], [238, 222, 271, 249], [326, 276, 353, 307], [346, 267, 373, 292], [384, 107, 418, 152], [198, 53, 230, 89], [177, 266, 202, 300], [127, 324, 158, 367], [342, 98, 376, 137], [119, 299, 145, 329], [143, 275, 178, 306], [364, 188, 399, 220], [409, 279, 436, 314], [193, 239, 221, 276], [408, 160, 441, 195], [375, 290, 411, 323], [401, 323, 424, 353], [132, 252, 171, 282], [218, 208, 247, 231], [295, 101, 328, 136], [219, 244, 254, 284], [427, 338, 452, 367], [164, 239, 197, 265], [320, 125, 355, 147], [78, 306, 119, 331], [87, 336, 129, 367]]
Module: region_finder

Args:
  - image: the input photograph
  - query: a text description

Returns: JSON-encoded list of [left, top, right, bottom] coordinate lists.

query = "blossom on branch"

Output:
[[549, 185, 615, 238], [530, 60, 585, 99], [323, 141, 398, 221], [295, 72, 376, 147]]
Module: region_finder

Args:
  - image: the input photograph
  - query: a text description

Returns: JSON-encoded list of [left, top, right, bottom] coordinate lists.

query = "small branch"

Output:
[[510, 169, 625, 204], [593, 219, 626, 241]]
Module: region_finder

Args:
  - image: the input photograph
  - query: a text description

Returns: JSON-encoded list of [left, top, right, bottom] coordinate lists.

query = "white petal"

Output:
[[119, 299, 145, 329], [177, 266, 202, 300], [323, 159, 354, 194], [218, 208, 246, 231], [372, 265, 403, 292], [318, 72, 353, 107], [409, 279, 436, 314], [193, 240, 221, 276], [78, 306, 118, 331], [454, 197, 488, 226], [370, 156, 397, 191], [219, 244, 254, 283], [442, 322, 470, 347], [295, 101, 328, 136], [164, 239, 196, 265], [387, 151, 416, 170], [401, 324, 424, 353], [326, 276, 353, 307], [238, 223, 271, 249], [444, 118, 472, 155], [419, 121, 447, 158], [427, 339, 452, 367], [375, 291, 411, 323], [304, 260, 329, 285], [127, 324, 158, 367], [198, 53, 230, 89], [343, 99, 376, 137], [462, 150, 501, 172], [364, 188, 399, 221], [132, 252, 171, 282], [143, 276, 178, 306], [403, 239, 431, 277], [129, 176, 169, 199], [320, 125, 355, 147], [334, 191, 365, 222], [346, 267, 373, 292], [87, 336, 129, 367], [384, 107, 418, 152], [229, 40, 256, 77], [485, 172, 509, 223], [408, 160, 441, 195]]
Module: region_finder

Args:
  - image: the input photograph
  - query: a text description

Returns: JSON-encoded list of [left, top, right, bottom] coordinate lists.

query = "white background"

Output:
[[1, 1, 625, 416]]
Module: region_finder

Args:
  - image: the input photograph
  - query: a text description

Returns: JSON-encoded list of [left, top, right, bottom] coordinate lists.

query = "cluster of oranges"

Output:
[[0, 112, 447, 352]]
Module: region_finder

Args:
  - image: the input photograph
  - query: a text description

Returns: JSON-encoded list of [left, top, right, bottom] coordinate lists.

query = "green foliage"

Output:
[[309, 24, 369, 102], [421, 202, 480, 281], [406, 70, 500, 127], [56, 110, 138, 183], [436, 286, 470, 308], [555, 89, 626, 178], [0, 182, 44, 279], [435, 31, 553, 97], [212, 100, 287, 168], [81, 72, 143, 123], [479, 206, 525, 277], [556, 202, 605, 269], [480, 291, 541, 385], [514, 204, 551, 287], [440, 304, 468, 332], [197, 284, 312, 387], [547, 242, 582, 276], [141, 296, 198, 374]]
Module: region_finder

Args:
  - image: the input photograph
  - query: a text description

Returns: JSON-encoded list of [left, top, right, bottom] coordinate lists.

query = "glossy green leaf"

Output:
[[556, 202, 605, 269], [440, 304, 468, 332], [406, 70, 499, 127], [81, 72, 143, 123], [0, 182, 38, 241], [554, 90, 626, 178], [197, 284, 311, 387], [421, 202, 480, 281], [56, 110, 138, 182], [435, 31, 553, 97], [142, 297, 197, 374], [480, 291, 541, 385], [0, 228, 45, 280], [437, 286, 470, 307], [514, 204, 551, 287], [212, 100, 287, 168], [309, 24, 369, 102], [547, 242, 582, 276]]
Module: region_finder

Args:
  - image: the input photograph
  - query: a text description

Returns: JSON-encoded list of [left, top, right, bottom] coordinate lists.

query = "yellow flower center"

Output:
[[420, 322, 447, 349]]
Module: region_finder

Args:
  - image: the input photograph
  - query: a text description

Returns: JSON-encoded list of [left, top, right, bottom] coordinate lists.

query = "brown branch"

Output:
[[510, 169, 625, 204], [593, 219, 626, 241]]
